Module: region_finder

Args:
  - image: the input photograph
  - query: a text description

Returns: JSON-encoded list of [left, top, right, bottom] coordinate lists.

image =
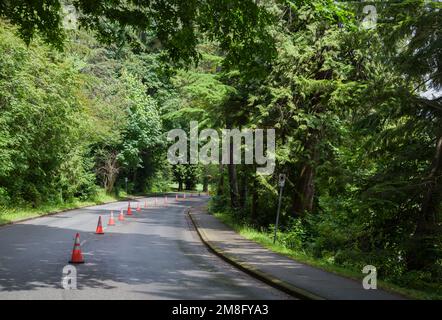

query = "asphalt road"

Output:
[[0, 195, 292, 299]]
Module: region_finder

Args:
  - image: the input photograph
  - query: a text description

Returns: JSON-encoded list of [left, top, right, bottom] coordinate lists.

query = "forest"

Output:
[[0, 0, 440, 298]]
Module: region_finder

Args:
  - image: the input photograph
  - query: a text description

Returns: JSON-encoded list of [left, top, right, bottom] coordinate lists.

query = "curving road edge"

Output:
[[187, 208, 324, 300]]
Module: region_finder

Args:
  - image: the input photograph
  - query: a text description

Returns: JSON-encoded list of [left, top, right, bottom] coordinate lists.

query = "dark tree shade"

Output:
[[0, 0, 276, 67]]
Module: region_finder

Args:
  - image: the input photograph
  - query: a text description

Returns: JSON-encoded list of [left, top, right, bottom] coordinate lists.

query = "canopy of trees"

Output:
[[0, 0, 440, 298]]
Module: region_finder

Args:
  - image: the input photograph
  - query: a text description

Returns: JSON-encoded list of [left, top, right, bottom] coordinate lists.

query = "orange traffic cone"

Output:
[[108, 211, 116, 226], [95, 216, 104, 234], [118, 209, 124, 221], [69, 233, 85, 264], [127, 202, 132, 216], [136, 202, 141, 212]]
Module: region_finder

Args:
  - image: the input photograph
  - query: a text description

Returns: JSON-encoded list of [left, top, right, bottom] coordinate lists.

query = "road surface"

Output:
[[0, 195, 292, 299]]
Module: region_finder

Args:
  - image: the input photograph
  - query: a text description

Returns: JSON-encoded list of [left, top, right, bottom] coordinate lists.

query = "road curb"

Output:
[[187, 209, 325, 300]]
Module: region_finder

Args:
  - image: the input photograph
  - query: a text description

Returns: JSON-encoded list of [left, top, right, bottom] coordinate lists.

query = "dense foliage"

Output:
[[0, 23, 165, 205], [0, 0, 440, 297]]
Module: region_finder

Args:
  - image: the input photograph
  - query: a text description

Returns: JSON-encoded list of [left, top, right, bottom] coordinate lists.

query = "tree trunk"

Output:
[[228, 142, 240, 209], [292, 134, 319, 217], [99, 150, 119, 194], [251, 176, 258, 223], [239, 170, 247, 208], [217, 163, 224, 195], [420, 135, 442, 225], [407, 135, 442, 270], [203, 165, 209, 192], [132, 170, 137, 193]]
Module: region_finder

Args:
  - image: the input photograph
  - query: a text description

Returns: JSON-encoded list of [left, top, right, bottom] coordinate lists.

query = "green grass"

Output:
[[0, 189, 128, 226], [213, 211, 441, 300]]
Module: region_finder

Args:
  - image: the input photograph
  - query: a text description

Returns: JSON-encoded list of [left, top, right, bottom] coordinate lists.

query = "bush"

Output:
[[277, 217, 306, 251], [0, 187, 10, 207]]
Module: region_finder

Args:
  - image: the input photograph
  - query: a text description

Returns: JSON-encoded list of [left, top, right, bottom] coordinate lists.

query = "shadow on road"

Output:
[[0, 197, 284, 299]]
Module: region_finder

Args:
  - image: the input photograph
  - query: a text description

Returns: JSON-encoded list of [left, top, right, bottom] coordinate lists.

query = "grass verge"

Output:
[[0, 189, 128, 226], [213, 211, 440, 300]]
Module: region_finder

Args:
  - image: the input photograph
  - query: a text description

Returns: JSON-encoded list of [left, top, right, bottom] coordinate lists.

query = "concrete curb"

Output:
[[187, 209, 325, 300]]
